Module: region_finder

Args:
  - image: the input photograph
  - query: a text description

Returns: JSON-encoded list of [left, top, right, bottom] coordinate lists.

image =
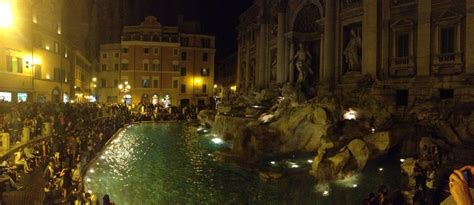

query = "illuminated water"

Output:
[[85, 123, 402, 205]]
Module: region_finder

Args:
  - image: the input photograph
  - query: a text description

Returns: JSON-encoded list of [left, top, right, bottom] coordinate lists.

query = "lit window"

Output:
[[201, 68, 209, 76], [143, 79, 150, 88]]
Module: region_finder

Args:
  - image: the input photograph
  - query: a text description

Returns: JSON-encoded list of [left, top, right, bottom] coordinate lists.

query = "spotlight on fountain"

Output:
[[343, 108, 357, 120], [211, 138, 224, 144]]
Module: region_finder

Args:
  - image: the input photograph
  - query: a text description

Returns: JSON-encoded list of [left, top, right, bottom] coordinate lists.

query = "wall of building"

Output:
[[97, 16, 216, 107]]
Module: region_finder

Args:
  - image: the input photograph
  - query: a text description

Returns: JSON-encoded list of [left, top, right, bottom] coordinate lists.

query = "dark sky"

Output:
[[128, 0, 253, 60]]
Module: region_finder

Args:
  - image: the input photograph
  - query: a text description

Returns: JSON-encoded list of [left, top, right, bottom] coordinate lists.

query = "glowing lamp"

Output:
[[323, 190, 329, 196], [343, 108, 357, 120], [352, 184, 358, 188], [307, 160, 313, 164], [92, 77, 97, 82], [400, 158, 405, 163], [0, 2, 13, 28]]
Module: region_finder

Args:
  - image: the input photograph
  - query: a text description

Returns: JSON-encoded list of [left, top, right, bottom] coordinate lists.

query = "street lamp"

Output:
[[118, 82, 131, 104], [0, 2, 13, 28]]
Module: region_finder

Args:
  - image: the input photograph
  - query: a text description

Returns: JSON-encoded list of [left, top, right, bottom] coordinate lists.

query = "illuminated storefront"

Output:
[[0, 92, 12, 102], [17, 92, 28, 102]]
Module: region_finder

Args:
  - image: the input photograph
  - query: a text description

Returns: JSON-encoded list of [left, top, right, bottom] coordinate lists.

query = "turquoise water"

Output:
[[84, 123, 402, 205]]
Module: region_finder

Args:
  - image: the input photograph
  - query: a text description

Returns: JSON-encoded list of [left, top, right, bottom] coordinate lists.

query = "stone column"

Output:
[[236, 37, 242, 87], [276, 3, 287, 84], [245, 33, 251, 89], [289, 41, 295, 82], [322, 0, 336, 87], [417, 0, 432, 76], [362, 0, 378, 77], [258, 22, 268, 88], [467, 0, 474, 73]]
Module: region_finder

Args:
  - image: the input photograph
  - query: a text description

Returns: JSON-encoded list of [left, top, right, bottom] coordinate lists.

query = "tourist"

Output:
[[60, 165, 72, 202], [43, 161, 55, 182], [449, 165, 474, 205], [0, 168, 22, 191], [103, 194, 111, 205], [13, 151, 31, 173]]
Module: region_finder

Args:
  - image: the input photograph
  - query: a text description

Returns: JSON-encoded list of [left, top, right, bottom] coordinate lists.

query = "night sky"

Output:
[[126, 0, 253, 60]]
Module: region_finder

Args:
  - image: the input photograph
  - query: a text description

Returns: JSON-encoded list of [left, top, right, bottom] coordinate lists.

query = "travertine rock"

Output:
[[347, 139, 369, 169]]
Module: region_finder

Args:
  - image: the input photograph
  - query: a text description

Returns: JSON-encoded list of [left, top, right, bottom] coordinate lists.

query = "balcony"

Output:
[[122, 34, 179, 43], [432, 52, 463, 75], [390, 56, 415, 77]]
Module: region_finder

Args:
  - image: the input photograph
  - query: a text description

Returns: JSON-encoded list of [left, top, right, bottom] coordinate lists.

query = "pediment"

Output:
[[436, 10, 462, 21], [390, 18, 415, 30]]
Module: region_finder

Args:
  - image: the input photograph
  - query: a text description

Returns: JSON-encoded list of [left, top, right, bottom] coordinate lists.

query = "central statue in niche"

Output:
[[290, 42, 313, 84]]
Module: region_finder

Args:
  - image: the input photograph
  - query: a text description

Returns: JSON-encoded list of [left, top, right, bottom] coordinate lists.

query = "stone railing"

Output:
[[390, 56, 415, 77], [432, 52, 463, 75]]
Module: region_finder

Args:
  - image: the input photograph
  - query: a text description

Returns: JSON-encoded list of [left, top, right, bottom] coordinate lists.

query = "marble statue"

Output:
[[343, 29, 362, 72], [290, 43, 313, 84]]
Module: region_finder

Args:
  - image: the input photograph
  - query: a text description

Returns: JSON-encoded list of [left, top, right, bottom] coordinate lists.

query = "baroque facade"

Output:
[[237, 0, 474, 105], [96, 16, 216, 107]]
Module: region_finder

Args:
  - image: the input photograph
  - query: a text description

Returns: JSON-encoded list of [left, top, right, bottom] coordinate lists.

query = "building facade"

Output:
[[97, 16, 216, 107], [237, 0, 474, 105], [0, 0, 96, 103]]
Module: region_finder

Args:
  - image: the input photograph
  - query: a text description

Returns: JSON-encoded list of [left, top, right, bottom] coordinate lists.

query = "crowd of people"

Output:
[[0, 102, 133, 204], [134, 102, 204, 121]]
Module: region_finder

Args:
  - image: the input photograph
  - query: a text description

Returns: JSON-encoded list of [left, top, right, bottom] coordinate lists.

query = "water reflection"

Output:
[[85, 123, 402, 205]]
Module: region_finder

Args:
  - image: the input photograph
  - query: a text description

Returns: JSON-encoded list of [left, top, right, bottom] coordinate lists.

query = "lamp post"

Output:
[[118, 81, 131, 104]]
